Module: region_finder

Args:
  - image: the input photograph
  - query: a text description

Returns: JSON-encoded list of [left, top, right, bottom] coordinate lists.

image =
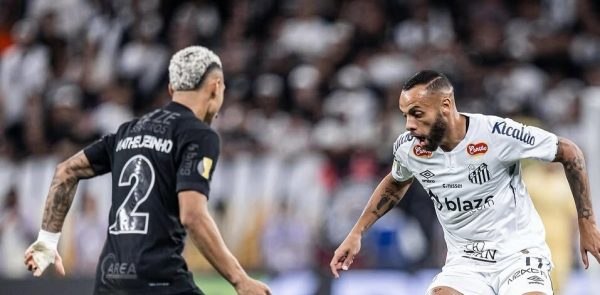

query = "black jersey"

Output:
[[84, 102, 219, 295]]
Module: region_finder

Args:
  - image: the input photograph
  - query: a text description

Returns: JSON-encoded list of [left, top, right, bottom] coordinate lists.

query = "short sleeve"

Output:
[[490, 117, 558, 164], [390, 134, 414, 182], [176, 130, 220, 197], [83, 134, 116, 175]]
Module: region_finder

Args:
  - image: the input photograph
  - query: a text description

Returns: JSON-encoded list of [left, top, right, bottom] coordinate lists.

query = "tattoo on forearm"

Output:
[[41, 152, 96, 232], [371, 188, 401, 218], [42, 176, 78, 232], [369, 178, 406, 222], [566, 157, 592, 219], [555, 139, 593, 220]]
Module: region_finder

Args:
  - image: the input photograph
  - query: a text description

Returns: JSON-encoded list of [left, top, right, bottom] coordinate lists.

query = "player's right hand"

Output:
[[330, 232, 362, 278], [235, 277, 271, 295], [24, 240, 65, 277]]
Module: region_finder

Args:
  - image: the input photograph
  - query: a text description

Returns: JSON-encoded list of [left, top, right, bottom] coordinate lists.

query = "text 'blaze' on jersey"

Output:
[[84, 102, 219, 294], [392, 113, 558, 268]]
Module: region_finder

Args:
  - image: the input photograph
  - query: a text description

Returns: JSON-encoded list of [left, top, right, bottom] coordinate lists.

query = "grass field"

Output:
[[194, 272, 268, 295]]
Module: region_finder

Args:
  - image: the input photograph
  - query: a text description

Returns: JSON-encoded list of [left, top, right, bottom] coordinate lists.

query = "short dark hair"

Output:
[[195, 62, 222, 90], [402, 70, 453, 92]]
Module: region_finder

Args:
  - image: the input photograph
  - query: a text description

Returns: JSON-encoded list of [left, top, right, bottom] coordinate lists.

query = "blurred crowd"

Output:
[[0, 0, 598, 292]]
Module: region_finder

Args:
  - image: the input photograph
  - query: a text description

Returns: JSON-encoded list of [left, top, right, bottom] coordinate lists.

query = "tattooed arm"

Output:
[[351, 173, 413, 235], [42, 151, 97, 232], [24, 151, 97, 277], [554, 137, 593, 220], [330, 173, 413, 278], [553, 137, 600, 268]]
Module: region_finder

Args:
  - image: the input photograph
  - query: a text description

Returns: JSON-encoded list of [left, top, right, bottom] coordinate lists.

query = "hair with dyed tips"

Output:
[[168, 46, 222, 91]]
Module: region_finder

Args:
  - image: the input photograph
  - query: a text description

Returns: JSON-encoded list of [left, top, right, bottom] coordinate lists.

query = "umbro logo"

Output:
[[527, 275, 545, 285], [528, 276, 544, 282], [420, 170, 434, 178], [508, 267, 547, 285], [468, 163, 491, 185], [420, 170, 435, 183]]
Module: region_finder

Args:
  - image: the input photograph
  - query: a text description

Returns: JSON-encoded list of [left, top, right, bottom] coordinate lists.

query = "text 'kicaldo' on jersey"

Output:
[[491, 121, 535, 146], [115, 135, 173, 153]]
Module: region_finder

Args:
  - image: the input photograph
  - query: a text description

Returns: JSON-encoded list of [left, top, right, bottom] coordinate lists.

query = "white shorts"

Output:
[[426, 249, 553, 295]]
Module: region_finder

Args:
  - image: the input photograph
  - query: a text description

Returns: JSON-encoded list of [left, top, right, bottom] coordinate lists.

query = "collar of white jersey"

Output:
[[435, 112, 476, 154]]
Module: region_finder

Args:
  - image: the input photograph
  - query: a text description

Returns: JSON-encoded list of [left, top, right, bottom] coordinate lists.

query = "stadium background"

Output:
[[0, 0, 599, 294]]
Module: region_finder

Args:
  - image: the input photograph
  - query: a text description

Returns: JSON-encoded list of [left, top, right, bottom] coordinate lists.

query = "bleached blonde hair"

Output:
[[168, 46, 222, 91]]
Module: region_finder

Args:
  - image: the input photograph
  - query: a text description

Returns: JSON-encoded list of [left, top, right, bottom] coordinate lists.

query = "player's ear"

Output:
[[210, 78, 222, 99], [440, 95, 452, 114], [168, 84, 174, 96]]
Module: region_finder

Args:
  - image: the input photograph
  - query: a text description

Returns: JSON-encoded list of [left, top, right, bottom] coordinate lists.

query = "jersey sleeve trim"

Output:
[[391, 132, 415, 182], [83, 148, 105, 175], [83, 134, 115, 175], [176, 181, 210, 198]]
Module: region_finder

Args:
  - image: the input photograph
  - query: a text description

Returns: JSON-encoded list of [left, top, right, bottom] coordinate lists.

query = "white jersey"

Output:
[[392, 113, 559, 268]]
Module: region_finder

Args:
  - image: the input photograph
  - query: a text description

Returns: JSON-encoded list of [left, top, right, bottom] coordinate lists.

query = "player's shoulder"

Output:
[[478, 114, 542, 146], [113, 117, 138, 137], [393, 131, 416, 155], [471, 113, 522, 133], [481, 113, 516, 125], [176, 116, 219, 142], [179, 116, 215, 133], [461, 112, 492, 125]]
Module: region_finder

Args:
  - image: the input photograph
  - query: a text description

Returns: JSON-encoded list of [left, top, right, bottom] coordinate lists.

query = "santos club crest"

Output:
[[468, 163, 491, 184]]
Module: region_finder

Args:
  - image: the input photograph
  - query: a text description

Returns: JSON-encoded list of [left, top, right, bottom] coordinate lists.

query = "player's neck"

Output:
[[439, 113, 468, 152], [172, 95, 210, 123]]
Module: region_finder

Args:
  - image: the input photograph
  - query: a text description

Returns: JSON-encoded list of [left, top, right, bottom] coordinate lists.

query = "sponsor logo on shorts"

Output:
[[462, 241, 498, 263], [420, 170, 435, 183], [413, 145, 433, 158], [527, 275, 545, 285], [467, 142, 488, 156], [100, 253, 138, 284], [507, 268, 548, 285]]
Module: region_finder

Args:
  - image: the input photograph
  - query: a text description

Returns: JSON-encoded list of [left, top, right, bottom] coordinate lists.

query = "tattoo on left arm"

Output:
[[554, 137, 593, 220], [371, 187, 402, 218], [41, 151, 96, 232]]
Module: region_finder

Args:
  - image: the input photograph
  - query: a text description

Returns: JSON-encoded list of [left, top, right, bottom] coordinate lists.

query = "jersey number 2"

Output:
[[109, 155, 155, 235]]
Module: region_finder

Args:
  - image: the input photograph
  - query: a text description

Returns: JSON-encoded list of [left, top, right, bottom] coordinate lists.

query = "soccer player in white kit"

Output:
[[330, 70, 600, 295]]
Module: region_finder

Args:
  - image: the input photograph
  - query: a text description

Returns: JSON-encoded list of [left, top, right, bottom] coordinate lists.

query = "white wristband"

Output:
[[37, 230, 61, 251]]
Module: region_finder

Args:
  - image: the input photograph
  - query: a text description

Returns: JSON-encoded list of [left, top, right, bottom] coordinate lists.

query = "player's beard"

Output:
[[423, 112, 447, 151]]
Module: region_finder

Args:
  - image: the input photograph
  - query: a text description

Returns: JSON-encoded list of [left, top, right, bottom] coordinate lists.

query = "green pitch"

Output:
[[194, 272, 267, 295]]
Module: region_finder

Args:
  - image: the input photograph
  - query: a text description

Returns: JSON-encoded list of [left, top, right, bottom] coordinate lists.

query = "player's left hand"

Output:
[[578, 219, 600, 269], [24, 240, 65, 277]]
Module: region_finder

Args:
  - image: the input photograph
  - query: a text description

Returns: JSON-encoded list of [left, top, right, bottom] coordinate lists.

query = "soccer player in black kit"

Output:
[[24, 46, 271, 295]]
